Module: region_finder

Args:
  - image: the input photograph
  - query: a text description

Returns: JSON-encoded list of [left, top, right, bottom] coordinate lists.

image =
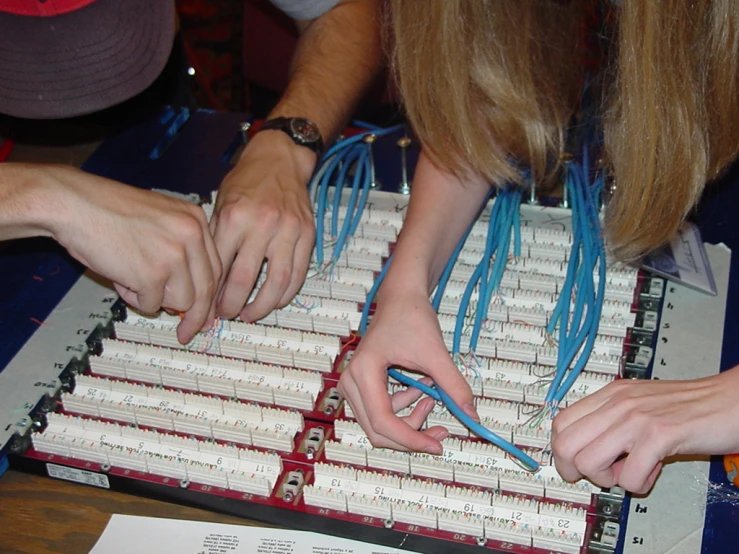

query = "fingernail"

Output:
[[463, 403, 480, 422], [429, 429, 448, 442], [424, 444, 443, 455]]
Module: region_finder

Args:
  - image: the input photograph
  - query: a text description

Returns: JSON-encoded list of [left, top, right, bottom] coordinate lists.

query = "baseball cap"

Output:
[[0, 0, 176, 119]]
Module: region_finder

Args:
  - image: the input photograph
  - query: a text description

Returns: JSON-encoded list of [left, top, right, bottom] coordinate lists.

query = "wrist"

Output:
[[258, 116, 325, 159], [0, 163, 64, 240], [236, 130, 317, 185], [377, 258, 433, 304]]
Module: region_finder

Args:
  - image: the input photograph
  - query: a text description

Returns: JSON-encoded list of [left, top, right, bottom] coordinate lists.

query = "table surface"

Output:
[[0, 469, 269, 554]]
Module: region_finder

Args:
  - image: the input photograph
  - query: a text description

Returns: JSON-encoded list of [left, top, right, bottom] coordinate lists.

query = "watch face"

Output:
[[289, 118, 320, 144]]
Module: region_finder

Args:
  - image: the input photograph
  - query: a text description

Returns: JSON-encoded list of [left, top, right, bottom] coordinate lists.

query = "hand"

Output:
[[210, 131, 316, 322], [551, 367, 739, 493], [46, 166, 221, 344], [338, 289, 478, 455]]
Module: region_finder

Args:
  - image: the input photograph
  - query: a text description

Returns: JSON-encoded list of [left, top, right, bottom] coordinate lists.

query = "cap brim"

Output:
[[0, 0, 175, 119]]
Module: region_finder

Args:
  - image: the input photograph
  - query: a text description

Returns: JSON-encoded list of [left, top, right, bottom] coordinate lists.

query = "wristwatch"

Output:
[[259, 117, 325, 157]]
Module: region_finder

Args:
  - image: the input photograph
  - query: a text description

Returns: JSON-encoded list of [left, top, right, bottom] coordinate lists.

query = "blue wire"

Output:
[[545, 150, 606, 406], [350, 119, 383, 131], [359, 252, 393, 336], [387, 368, 539, 471], [553, 150, 607, 403], [348, 150, 373, 237], [332, 148, 368, 266], [331, 147, 362, 237], [453, 262, 484, 355], [315, 154, 348, 265], [431, 218, 477, 311]]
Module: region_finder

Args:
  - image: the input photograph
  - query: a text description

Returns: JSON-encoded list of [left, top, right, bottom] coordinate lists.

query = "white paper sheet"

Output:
[[90, 514, 406, 554]]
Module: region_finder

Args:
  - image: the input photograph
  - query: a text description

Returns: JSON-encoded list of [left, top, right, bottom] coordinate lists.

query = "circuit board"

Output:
[[0, 107, 731, 554]]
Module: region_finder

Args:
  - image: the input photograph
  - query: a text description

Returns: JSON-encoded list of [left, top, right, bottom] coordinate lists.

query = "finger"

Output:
[[217, 237, 266, 320], [339, 369, 427, 451], [390, 386, 427, 413], [196, 209, 223, 329], [553, 405, 624, 482], [240, 237, 296, 322], [401, 397, 441, 433], [617, 443, 665, 493], [113, 282, 160, 314], [211, 218, 250, 318], [177, 238, 219, 344], [621, 460, 662, 494], [277, 224, 315, 308], [354, 355, 444, 454]]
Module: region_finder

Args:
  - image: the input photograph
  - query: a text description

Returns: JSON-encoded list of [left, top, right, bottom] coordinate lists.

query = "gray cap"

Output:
[[0, 0, 175, 119]]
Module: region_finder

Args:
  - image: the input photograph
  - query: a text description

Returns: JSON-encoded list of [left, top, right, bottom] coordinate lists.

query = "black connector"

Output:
[[110, 297, 128, 322]]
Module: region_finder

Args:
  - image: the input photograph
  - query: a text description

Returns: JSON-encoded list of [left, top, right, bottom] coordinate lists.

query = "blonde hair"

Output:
[[391, 0, 739, 260]]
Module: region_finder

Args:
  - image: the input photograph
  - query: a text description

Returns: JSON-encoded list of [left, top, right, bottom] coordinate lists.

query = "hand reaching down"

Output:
[[45, 165, 222, 344], [211, 131, 316, 323], [551, 366, 739, 493], [338, 288, 479, 455]]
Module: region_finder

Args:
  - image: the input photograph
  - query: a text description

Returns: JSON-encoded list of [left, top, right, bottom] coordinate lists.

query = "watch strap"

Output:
[[260, 117, 325, 157]]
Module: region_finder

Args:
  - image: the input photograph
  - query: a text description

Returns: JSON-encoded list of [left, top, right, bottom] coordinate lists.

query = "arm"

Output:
[[551, 366, 739, 493], [211, 0, 383, 322], [338, 151, 489, 454], [0, 163, 221, 343]]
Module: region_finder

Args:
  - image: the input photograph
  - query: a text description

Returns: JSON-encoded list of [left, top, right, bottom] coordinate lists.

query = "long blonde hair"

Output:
[[391, 0, 739, 261]]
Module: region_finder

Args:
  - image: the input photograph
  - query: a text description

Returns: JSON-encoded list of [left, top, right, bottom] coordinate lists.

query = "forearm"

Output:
[[381, 151, 491, 298], [0, 163, 60, 241], [270, 0, 383, 144]]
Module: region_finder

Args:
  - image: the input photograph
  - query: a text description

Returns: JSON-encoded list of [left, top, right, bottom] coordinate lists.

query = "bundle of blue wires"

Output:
[[543, 148, 606, 408], [359, 185, 540, 473], [310, 123, 404, 267]]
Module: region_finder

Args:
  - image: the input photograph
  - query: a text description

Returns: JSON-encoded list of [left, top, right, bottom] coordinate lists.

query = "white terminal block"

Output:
[[35, 413, 282, 493], [308, 461, 587, 539], [66, 376, 303, 451], [116, 316, 338, 373]]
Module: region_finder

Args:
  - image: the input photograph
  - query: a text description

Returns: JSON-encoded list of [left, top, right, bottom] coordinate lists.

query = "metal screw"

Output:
[[240, 122, 251, 145], [364, 134, 378, 189], [398, 137, 411, 195]]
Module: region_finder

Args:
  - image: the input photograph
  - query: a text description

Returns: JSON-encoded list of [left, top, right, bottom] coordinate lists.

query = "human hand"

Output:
[[45, 165, 221, 344], [551, 367, 739, 493], [338, 289, 478, 455], [210, 131, 316, 322]]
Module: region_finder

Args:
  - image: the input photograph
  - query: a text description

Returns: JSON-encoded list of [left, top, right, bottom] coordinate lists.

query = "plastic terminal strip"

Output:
[[329, 421, 598, 502], [116, 314, 339, 373], [305, 463, 588, 548], [35, 413, 281, 496], [63, 375, 303, 452], [92, 339, 323, 411]]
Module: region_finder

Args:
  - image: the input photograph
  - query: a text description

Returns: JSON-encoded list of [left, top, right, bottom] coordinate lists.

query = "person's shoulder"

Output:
[[268, 0, 341, 21]]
